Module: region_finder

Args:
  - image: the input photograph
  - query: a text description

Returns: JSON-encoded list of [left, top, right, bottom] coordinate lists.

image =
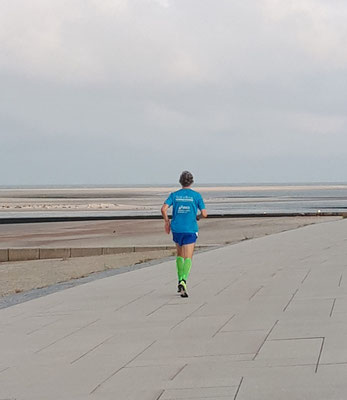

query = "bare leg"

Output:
[[182, 243, 195, 259], [176, 244, 183, 257]]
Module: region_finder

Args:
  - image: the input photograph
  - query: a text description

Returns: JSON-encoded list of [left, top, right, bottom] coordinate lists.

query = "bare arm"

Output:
[[161, 204, 171, 234], [197, 209, 208, 220]]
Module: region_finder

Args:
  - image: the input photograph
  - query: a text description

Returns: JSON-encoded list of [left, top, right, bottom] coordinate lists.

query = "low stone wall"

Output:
[[0, 245, 213, 263]]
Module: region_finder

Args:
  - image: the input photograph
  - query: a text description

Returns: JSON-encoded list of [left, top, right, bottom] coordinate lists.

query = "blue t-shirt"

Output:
[[164, 188, 206, 233]]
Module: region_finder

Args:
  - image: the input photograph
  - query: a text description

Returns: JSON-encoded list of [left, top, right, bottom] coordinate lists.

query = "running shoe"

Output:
[[178, 280, 188, 298]]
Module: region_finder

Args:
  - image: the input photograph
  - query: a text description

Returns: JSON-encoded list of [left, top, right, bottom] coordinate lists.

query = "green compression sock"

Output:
[[182, 258, 192, 282], [176, 257, 184, 282]]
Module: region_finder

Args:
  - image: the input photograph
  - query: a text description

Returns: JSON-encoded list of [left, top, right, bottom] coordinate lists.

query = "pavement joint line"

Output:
[[179, 352, 255, 359], [9, 311, 27, 319], [26, 318, 61, 335], [252, 319, 279, 360], [330, 298, 336, 317], [146, 300, 171, 317], [320, 361, 347, 366], [214, 276, 241, 296], [248, 285, 264, 301], [212, 314, 236, 338], [214, 282, 233, 296], [301, 269, 311, 284], [39, 300, 65, 313], [299, 255, 312, 261], [90, 340, 157, 395], [163, 396, 234, 399], [169, 363, 188, 381], [190, 279, 205, 289], [338, 273, 343, 287], [168, 386, 241, 390], [159, 393, 237, 399], [170, 303, 207, 331], [233, 376, 244, 400], [270, 336, 325, 341], [315, 337, 325, 373], [35, 318, 100, 354], [260, 363, 316, 369], [70, 334, 116, 364], [282, 288, 299, 312], [124, 364, 173, 369], [154, 389, 165, 400], [114, 289, 155, 312], [221, 329, 268, 333], [33, 312, 71, 317], [161, 386, 241, 399]]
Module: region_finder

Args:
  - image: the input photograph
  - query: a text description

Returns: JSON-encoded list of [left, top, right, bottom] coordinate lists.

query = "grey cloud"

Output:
[[0, 0, 347, 184]]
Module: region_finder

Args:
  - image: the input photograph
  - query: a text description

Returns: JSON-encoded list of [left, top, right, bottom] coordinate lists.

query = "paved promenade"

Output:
[[1, 218, 347, 399]]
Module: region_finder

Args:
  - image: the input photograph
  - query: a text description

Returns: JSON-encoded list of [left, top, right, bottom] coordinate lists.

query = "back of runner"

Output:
[[161, 171, 207, 297]]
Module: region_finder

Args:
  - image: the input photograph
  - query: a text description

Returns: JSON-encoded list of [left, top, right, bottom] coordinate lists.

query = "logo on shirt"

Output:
[[176, 196, 194, 202], [178, 205, 191, 214]]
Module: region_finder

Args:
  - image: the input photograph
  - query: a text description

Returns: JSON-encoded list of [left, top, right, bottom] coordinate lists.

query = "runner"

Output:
[[161, 171, 207, 297]]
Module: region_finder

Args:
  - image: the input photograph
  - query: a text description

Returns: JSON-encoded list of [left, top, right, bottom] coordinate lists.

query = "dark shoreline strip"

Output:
[[0, 212, 342, 225]]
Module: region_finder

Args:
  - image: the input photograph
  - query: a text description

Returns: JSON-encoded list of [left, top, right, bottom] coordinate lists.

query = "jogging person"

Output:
[[161, 171, 207, 297]]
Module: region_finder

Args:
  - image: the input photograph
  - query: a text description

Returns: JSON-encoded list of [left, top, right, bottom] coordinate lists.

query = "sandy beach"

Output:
[[1, 184, 347, 214], [0, 216, 340, 297]]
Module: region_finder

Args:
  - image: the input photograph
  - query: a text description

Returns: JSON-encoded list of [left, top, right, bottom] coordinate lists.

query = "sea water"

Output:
[[0, 183, 347, 218]]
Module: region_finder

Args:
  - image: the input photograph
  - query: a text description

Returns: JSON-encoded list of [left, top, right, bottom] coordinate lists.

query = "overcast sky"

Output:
[[0, 0, 346, 185]]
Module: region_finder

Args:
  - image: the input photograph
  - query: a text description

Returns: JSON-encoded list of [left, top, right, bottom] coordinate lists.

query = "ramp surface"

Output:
[[1, 219, 347, 399]]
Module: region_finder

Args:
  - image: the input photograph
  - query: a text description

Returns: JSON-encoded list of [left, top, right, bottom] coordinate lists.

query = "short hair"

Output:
[[179, 171, 194, 187]]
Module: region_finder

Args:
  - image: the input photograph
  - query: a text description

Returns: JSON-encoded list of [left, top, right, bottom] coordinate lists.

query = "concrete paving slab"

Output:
[[161, 385, 239, 400], [1, 218, 347, 399], [282, 297, 335, 318], [235, 366, 347, 400], [164, 361, 242, 389], [222, 312, 279, 332], [270, 318, 347, 340], [255, 336, 323, 367], [92, 364, 179, 398], [319, 334, 347, 365], [333, 296, 347, 313]]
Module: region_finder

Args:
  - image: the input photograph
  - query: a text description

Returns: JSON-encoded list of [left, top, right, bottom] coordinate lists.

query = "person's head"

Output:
[[179, 171, 194, 188]]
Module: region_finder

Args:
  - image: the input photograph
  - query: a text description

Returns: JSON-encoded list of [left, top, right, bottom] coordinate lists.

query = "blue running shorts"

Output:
[[172, 232, 198, 246]]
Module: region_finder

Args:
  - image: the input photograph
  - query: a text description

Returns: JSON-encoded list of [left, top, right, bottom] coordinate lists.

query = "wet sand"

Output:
[[1, 185, 347, 213], [0, 216, 339, 248], [0, 216, 340, 297]]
